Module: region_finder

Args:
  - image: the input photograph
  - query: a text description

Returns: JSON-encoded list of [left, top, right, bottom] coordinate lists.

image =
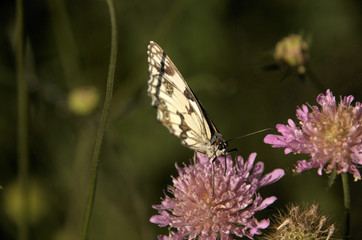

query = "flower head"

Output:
[[68, 86, 99, 115], [264, 89, 362, 181], [150, 153, 285, 240], [274, 34, 309, 75], [264, 203, 335, 240]]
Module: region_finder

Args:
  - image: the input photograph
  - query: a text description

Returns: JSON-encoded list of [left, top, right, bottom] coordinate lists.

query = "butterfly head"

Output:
[[208, 132, 228, 157], [218, 140, 228, 151], [216, 138, 228, 157]]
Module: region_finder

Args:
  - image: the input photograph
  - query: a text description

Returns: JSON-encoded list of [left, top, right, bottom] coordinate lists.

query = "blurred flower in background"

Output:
[[264, 89, 362, 181], [274, 34, 309, 75], [263, 203, 335, 240], [4, 180, 48, 225], [67, 86, 99, 116], [150, 153, 285, 240]]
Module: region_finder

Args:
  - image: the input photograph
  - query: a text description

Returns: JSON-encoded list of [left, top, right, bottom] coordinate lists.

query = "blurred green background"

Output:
[[1, 0, 361, 239]]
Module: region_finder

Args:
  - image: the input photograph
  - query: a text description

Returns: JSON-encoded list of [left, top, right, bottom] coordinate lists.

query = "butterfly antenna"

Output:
[[227, 128, 274, 142]]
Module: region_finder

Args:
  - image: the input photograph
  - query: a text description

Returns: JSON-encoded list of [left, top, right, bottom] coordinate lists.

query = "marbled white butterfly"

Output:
[[147, 41, 228, 159]]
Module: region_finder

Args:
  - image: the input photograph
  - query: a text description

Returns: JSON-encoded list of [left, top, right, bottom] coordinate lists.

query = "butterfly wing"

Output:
[[147, 41, 221, 156]]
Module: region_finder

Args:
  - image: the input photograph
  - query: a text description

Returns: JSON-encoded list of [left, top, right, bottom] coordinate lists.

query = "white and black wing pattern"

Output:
[[147, 41, 228, 158]]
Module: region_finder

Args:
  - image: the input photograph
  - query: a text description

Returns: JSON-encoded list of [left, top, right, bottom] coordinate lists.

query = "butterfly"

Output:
[[147, 41, 228, 159]]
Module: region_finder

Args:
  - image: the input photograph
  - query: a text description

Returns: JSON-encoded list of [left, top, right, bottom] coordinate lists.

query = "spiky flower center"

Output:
[[174, 178, 216, 230], [265, 204, 335, 240], [303, 104, 359, 173], [172, 166, 239, 236]]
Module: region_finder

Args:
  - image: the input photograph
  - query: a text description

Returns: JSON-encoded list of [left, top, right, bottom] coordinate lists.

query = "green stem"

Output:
[[81, 0, 117, 239], [341, 173, 350, 240], [15, 0, 29, 239]]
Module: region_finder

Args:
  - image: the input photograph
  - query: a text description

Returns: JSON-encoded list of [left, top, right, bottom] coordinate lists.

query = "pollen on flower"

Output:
[[150, 153, 285, 240], [264, 89, 362, 181]]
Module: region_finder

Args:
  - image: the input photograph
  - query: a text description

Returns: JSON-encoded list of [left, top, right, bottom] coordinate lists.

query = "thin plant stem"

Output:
[[81, 0, 118, 239], [15, 0, 29, 239], [341, 173, 350, 240]]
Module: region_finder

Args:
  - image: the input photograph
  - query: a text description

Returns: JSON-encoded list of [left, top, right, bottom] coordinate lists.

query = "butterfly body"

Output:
[[147, 41, 228, 158]]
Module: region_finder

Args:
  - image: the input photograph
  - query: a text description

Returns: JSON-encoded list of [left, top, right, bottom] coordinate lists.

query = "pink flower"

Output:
[[150, 153, 285, 240], [264, 89, 362, 181]]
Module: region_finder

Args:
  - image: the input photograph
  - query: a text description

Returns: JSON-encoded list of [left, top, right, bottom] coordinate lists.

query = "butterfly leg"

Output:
[[223, 154, 227, 176], [192, 151, 197, 165], [224, 148, 238, 175], [210, 156, 217, 197], [189, 152, 198, 174]]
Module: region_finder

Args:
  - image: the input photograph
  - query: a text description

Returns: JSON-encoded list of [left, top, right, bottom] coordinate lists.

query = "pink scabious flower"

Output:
[[150, 153, 285, 240], [264, 89, 362, 181]]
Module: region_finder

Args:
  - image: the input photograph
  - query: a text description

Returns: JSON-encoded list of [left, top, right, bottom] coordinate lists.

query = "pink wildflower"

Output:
[[150, 153, 285, 240], [264, 89, 362, 181]]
